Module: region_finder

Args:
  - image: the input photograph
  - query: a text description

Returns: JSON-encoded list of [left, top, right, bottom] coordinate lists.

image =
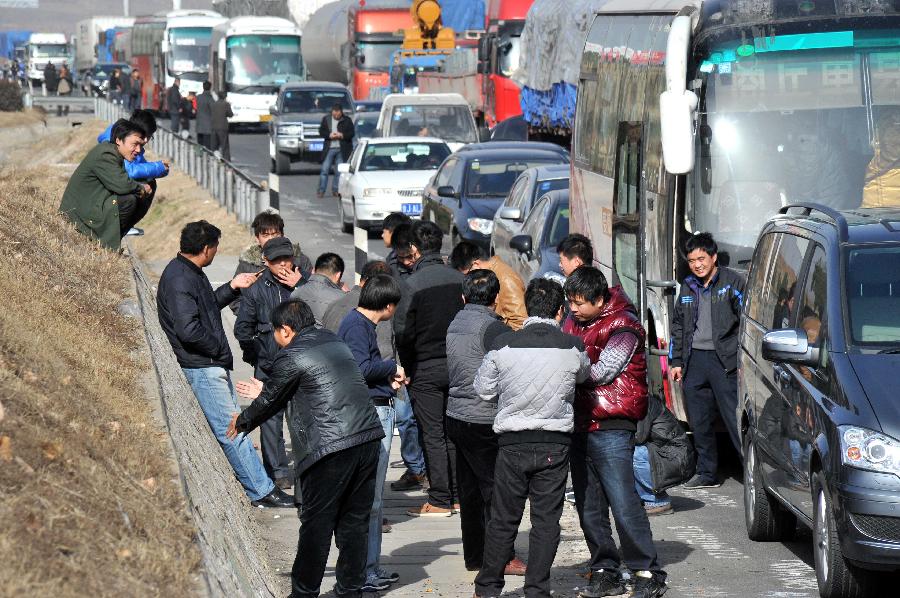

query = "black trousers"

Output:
[[197, 133, 212, 149], [683, 349, 740, 480], [446, 417, 505, 568], [260, 408, 290, 481], [475, 442, 569, 598], [117, 180, 156, 236], [291, 440, 379, 598], [408, 359, 456, 508], [212, 129, 230, 161]]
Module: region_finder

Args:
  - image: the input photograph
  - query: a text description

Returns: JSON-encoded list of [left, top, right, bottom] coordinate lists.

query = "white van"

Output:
[[376, 93, 482, 151]]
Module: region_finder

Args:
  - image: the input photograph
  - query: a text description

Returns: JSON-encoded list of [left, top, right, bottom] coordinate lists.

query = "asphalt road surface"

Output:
[[225, 129, 822, 598]]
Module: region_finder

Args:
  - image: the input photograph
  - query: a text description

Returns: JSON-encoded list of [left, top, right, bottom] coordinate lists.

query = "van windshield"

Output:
[[386, 104, 477, 144], [846, 244, 900, 348]]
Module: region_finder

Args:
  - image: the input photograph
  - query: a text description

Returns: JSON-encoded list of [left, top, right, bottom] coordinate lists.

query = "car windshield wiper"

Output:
[[877, 348, 900, 354], [467, 192, 490, 198]]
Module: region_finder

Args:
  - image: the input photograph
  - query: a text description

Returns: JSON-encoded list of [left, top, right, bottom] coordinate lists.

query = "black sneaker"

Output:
[[579, 569, 625, 597], [682, 475, 722, 489], [629, 572, 667, 598], [361, 577, 391, 592], [251, 487, 294, 508]]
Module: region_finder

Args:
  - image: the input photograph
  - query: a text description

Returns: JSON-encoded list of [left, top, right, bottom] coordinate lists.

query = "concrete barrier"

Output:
[[130, 253, 278, 598]]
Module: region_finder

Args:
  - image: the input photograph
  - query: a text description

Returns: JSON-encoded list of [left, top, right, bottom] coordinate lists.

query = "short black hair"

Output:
[[563, 266, 610, 303], [360, 260, 390, 283], [272, 299, 316, 332], [412, 220, 443, 253], [110, 118, 146, 143], [251, 211, 285, 236], [129, 109, 157, 137], [383, 212, 411, 232], [449, 240, 488, 272], [684, 232, 718, 257], [331, 103, 344, 112], [557, 233, 593, 264], [525, 278, 565, 319], [315, 252, 345, 277], [202, 80, 211, 91], [462, 269, 500, 306], [391, 222, 414, 252], [358, 274, 402, 310], [180, 220, 221, 255]]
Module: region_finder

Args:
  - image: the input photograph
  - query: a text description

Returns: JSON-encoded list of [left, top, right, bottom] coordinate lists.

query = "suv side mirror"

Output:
[[478, 126, 492, 142], [510, 234, 533, 258], [497, 206, 521, 221], [269, 105, 278, 115], [762, 328, 820, 367], [437, 185, 458, 199]]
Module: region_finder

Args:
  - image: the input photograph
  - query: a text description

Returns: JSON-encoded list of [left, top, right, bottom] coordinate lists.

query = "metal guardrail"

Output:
[[94, 98, 269, 225]]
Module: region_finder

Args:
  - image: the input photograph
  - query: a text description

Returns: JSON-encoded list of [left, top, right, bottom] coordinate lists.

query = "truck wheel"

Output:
[[744, 432, 796, 542], [275, 152, 291, 176], [812, 472, 875, 598]]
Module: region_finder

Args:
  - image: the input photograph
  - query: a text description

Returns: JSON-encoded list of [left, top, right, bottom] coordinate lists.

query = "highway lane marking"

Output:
[[667, 525, 749, 559], [767, 559, 818, 593]]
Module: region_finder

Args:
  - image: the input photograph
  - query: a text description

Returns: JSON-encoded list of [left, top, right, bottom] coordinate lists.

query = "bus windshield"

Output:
[[386, 104, 477, 144], [226, 34, 304, 91], [691, 27, 900, 267], [167, 27, 212, 79]]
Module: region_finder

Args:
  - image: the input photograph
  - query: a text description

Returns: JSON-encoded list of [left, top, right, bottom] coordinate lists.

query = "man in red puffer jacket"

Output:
[[562, 266, 667, 598]]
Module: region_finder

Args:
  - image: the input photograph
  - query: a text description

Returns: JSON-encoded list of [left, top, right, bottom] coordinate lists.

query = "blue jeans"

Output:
[[182, 367, 274, 501], [633, 444, 670, 508], [366, 403, 395, 582], [571, 429, 663, 575], [318, 147, 342, 194], [395, 386, 426, 475]]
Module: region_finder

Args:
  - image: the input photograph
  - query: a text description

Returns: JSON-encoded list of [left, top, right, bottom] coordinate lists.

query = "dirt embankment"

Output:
[[0, 123, 203, 596]]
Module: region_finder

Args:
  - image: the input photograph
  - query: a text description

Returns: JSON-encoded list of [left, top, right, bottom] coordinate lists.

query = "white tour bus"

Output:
[[162, 10, 226, 97]]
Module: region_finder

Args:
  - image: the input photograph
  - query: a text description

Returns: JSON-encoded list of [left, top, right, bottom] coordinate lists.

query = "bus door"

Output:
[[612, 122, 644, 316]]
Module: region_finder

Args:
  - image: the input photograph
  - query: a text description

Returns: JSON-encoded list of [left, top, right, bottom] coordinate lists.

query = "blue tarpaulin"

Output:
[[520, 82, 577, 129], [440, 0, 486, 32], [0, 30, 31, 60]]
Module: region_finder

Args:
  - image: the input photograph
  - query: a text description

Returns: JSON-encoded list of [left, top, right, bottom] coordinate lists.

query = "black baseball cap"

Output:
[[262, 237, 294, 261]]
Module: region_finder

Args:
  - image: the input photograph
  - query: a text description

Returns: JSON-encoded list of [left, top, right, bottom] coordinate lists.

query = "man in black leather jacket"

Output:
[[229, 299, 384, 598], [234, 237, 303, 490]]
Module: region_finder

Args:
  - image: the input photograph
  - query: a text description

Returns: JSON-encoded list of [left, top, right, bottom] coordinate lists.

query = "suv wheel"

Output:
[[275, 151, 291, 176], [339, 196, 352, 234], [812, 472, 875, 598], [744, 432, 796, 541]]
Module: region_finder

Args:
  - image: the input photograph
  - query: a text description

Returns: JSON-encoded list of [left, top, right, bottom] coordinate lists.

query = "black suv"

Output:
[[738, 203, 900, 597]]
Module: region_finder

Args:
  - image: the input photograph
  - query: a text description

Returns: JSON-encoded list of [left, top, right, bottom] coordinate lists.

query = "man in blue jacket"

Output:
[[338, 274, 405, 593], [97, 109, 169, 235]]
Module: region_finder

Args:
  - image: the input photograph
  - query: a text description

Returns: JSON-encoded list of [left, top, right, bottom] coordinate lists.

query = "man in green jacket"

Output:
[[59, 119, 151, 250]]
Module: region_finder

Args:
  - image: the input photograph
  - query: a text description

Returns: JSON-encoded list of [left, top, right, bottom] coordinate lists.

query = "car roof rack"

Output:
[[779, 202, 849, 243]]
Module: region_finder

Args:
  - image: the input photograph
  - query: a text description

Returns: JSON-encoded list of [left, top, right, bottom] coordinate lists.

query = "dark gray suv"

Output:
[[738, 203, 900, 597], [268, 81, 353, 175]]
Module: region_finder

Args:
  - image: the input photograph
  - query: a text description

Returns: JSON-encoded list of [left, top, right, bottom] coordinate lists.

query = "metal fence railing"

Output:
[[94, 98, 268, 225]]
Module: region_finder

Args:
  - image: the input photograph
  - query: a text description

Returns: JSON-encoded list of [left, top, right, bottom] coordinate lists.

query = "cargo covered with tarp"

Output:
[[515, 0, 612, 129]]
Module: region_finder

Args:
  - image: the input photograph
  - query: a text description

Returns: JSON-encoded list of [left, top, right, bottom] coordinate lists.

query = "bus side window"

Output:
[[612, 123, 642, 305]]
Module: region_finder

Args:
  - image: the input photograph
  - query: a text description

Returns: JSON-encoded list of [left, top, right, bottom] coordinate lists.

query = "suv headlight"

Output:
[[363, 188, 393, 197], [278, 125, 302, 136], [840, 426, 900, 475], [468, 218, 494, 235]]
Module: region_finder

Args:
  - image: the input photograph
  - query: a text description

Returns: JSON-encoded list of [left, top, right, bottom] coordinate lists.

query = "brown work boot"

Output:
[[406, 502, 453, 517], [644, 503, 674, 516], [452, 502, 461, 513], [391, 470, 426, 491], [504, 557, 527, 576]]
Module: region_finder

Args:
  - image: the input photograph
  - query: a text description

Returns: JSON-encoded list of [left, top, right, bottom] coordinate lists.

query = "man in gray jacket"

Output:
[[195, 81, 214, 149], [445, 270, 524, 575], [473, 278, 591, 598], [292, 252, 346, 327]]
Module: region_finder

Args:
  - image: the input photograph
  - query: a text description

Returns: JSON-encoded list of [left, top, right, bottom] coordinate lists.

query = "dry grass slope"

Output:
[[0, 133, 202, 596]]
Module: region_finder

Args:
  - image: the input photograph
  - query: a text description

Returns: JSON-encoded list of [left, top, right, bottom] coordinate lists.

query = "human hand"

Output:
[[340, 282, 350, 292], [162, 160, 170, 173], [395, 365, 406, 381], [230, 272, 260, 290], [225, 412, 240, 440], [140, 183, 152, 196], [670, 367, 683, 382], [236, 377, 264, 400], [276, 265, 302, 288]]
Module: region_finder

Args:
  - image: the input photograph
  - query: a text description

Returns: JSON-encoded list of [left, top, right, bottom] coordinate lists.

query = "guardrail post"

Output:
[[257, 188, 268, 216], [353, 225, 368, 286], [268, 172, 279, 211], [225, 166, 233, 213]]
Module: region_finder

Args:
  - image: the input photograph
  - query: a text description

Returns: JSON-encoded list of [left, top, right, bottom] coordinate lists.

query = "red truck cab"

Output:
[[351, 8, 413, 101], [479, 0, 533, 124]]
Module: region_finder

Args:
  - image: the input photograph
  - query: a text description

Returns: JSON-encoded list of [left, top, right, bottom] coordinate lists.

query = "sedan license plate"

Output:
[[401, 203, 422, 216], [309, 142, 324, 151]]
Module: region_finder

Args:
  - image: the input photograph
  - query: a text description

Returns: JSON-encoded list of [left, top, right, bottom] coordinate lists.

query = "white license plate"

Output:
[[309, 142, 324, 151], [402, 203, 422, 216]]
